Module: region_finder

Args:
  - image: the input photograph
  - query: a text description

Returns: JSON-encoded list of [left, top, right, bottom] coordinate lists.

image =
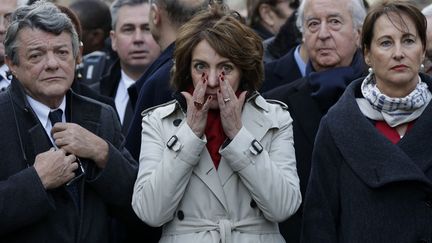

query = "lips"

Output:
[[391, 65, 407, 71]]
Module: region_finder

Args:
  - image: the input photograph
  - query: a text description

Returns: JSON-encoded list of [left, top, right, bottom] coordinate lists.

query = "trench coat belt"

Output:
[[163, 217, 279, 243]]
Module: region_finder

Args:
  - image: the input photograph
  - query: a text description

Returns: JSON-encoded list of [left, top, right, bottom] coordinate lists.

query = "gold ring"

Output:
[[223, 97, 231, 103]]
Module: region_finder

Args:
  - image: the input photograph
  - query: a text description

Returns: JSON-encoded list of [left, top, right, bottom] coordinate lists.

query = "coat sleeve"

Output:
[[301, 117, 341, 243], [220, 106, 301, 222], [132, 112, 206, 227], [86, 105, 138, 207], [0, 167, 55, 235]]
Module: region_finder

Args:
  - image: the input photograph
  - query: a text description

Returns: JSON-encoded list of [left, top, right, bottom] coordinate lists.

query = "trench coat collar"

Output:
[[326, 75, 432, 188]]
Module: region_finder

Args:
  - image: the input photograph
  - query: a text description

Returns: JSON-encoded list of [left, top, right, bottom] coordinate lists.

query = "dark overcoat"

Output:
[[302, 75, 432, 243], [0, 79, 138, 243]]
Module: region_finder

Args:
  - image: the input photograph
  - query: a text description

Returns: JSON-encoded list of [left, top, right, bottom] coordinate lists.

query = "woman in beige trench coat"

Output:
[[132, 4, 301, 243]]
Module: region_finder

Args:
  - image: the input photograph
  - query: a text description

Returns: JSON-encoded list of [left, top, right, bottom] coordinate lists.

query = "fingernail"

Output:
[[221, 76, 225, 82], [221, 71, 225, 76], [201, 73, 205, 78], [218, 89, 221, 93]]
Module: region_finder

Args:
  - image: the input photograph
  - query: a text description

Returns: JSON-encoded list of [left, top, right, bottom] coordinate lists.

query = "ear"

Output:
[[110, 30, 117, 51], [150, 3, 161, 26], [76, 41, 83, 64], [5, 56, 17, 79], [354, 28, 361, 48], [259, 4, 275, 27], [364, 47, 371, 66]]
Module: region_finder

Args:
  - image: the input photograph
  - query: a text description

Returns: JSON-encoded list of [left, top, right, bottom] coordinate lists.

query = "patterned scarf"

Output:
[[357, 73, 432, 127]]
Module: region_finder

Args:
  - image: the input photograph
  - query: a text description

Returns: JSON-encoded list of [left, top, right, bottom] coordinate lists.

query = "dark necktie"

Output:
[[48, 109, 81, 210]]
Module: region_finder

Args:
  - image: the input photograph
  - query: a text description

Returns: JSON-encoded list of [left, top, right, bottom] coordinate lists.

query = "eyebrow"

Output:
[[305, 13, 343, 22]]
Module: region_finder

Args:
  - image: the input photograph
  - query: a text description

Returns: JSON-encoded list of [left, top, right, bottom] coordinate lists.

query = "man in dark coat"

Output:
[[263, 0, 367, 241], [0, 2, 137, 242], [125, 0, 209, 161]]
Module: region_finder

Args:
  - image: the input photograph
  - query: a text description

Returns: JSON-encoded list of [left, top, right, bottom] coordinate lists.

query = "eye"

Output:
[[121, 26, 135, 34], [379, 40, 392, 47], [28, 52, 42, 62], [307, 20, 320, 32], [402, 37, 415, 45], [222, 64, 234, 74], [193, 62, 207, 73]]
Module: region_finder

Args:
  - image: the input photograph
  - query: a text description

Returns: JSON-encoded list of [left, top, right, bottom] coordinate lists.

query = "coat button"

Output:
[[177, 210, 184, 220], [250, 200, 257, 208], [173, 119, 182, 126]]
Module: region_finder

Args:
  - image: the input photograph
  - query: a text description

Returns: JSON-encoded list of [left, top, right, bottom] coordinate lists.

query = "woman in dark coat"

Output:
[[301, 1, 432, 242]]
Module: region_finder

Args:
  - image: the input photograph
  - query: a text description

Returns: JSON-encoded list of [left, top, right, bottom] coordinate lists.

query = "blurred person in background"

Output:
[[92, 0, 160, 135], [125, 0, 208, 162], [69, 0, 116, 86], [422, 3, 432, 75], [247, 0, 297, 40]]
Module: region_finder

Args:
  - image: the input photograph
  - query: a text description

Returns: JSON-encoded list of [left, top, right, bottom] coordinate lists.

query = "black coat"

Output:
[[302, 75, 432, 243], [0, 79, 138, 243], [261, 47, 303, 93], [125, 43, 175, 162]]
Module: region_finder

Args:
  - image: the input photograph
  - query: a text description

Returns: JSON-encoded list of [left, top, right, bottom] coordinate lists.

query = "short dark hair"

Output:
[[362, 0, 427, 55], [152, 0, 209, 28], [69, 0, 111, 38], [171, 5, 264, 92], [247, 0, 299, 28]]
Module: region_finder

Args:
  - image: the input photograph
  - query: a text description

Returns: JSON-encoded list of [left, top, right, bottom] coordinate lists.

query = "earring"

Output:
[[368, 67, 373, 74], [420, 64, 425, 72]]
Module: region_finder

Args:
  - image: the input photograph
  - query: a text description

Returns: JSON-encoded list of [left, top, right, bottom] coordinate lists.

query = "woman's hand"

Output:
[[217, 72, 247, 139], [181, 73, 212, 138]]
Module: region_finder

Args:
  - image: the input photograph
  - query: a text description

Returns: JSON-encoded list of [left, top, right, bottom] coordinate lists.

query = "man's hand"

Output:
[[34, 148, 78, 189], [51, 123, 109, 168]]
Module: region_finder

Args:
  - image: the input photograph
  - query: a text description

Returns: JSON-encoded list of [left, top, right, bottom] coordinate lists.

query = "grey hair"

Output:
[[296, 0, 366, 33], [422, 4, 432, 17], [110, 0, 148, 29], [4, 0, 80, 65], [151, 0, 209, 27]]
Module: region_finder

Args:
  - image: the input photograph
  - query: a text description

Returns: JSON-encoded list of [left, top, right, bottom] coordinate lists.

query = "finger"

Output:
[[202, 95, 212, 111], [51, 123, 67, 133], [217, 89, 226, 108], [181, 91, 193, 107], [238, 91, 247, 107], [69, 162, 79, 172], [193, 75, 207, 104]]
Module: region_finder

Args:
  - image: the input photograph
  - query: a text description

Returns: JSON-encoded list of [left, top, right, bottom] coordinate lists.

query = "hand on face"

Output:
[[34, 148, 78, 189], [217, 72, 247, 139], [51, 123, 108, 168], [182, 72, 246, 139]]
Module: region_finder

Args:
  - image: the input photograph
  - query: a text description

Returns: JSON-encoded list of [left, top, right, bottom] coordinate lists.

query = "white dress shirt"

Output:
[[0, 64, 11, 91], [115, 70, 135, 124]]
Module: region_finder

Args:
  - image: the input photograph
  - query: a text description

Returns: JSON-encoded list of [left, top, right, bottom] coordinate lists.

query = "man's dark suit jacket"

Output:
[[260, 46, 303, 93], [0, 79, 138, 243], [126, 43, 175, 161]]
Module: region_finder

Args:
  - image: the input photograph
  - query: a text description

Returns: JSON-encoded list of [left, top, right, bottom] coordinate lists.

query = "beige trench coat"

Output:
[[132, 94, 301, 243]]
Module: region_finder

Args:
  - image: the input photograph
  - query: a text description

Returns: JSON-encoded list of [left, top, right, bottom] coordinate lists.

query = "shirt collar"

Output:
[[120, 69, 136, 89], [26, 95, 66, 129], [294, 45, 306, 77]]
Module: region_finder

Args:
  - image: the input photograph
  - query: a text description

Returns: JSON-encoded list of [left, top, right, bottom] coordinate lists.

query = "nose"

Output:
[[393, 42, 404, 60], [45, 52, 59, 70], [133, 29, 145, 44], [206, 69, 219, 88], [317, 22, 331, 40]]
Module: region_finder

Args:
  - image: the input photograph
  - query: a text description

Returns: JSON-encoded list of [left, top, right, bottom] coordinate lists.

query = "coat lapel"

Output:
[[193, 149, 229, 211], [328, 79, 432, 188]]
